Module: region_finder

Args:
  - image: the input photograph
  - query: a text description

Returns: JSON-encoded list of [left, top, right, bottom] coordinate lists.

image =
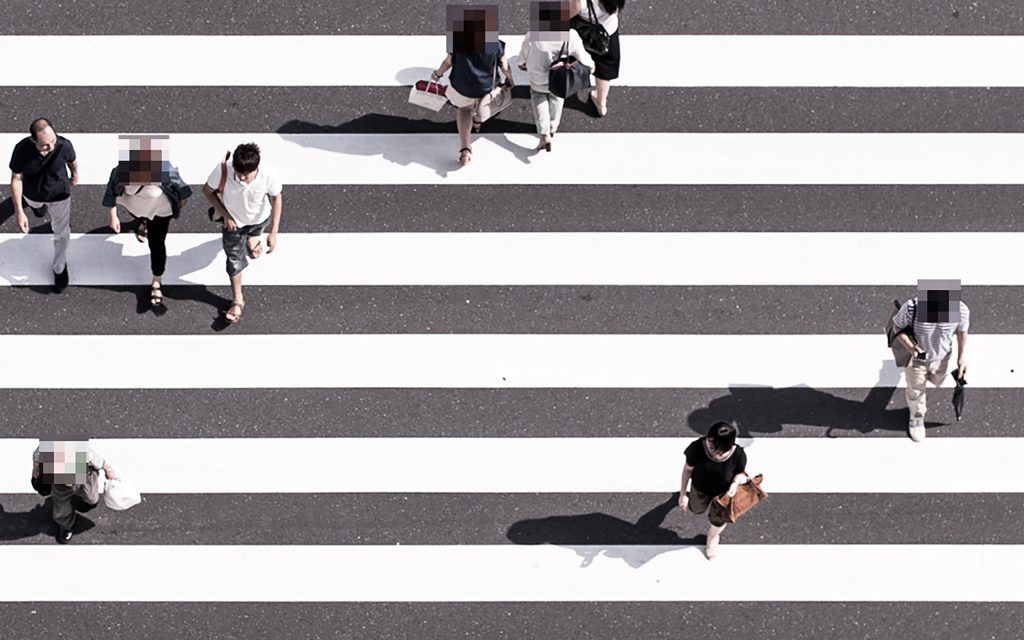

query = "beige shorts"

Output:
[[446, 84, 479, 109]]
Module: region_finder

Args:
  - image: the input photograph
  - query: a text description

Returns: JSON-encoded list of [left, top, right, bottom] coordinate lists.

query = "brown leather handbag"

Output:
[[713, 474, 767, 523]]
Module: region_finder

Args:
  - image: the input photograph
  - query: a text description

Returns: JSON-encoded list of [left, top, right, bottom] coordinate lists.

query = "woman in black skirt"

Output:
[[570, 0, 625, 116], [678, 421, 750, 559]]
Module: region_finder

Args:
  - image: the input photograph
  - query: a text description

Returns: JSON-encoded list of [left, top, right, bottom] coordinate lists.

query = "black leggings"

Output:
[[135, 215, 171, 276]]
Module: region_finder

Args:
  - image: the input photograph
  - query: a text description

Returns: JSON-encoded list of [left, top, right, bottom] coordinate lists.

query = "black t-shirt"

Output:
[[9, 135, 76, 202], [684, 438, 747, 498]]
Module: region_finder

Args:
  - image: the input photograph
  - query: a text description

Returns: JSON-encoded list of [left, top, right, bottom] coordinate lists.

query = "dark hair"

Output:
[[597, 0, 625, 14], [232, 143, 261, 174], [706, 421, 737, 451], [536, 1, 570, 30], [29, 117, 54, 140], [448, 5, 498, 55]]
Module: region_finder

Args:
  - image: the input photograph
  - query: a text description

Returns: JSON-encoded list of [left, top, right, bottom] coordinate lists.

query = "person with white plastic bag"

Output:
[[31, 439, 118, 544]]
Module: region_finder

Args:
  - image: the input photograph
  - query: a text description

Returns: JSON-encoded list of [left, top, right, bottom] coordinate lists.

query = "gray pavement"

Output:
[[0, 388, 1013, 438], [8, 87, 1024, 133], [0, 285, 1019, 334], [5, 0, 1024, 34]]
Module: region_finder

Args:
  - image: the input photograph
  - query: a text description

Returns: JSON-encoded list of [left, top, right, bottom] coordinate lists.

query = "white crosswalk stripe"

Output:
[[0, 3, 1018, 635]]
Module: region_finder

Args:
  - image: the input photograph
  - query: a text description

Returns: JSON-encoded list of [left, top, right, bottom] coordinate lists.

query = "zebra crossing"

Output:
[[2, 0, 1024, 637]]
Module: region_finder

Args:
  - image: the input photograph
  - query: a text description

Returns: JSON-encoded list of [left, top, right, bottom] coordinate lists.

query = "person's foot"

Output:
[[536, 135, 551, 151], [589, 90, 607, 117], [150, 282, 164, 307], [57, 528, 73, 544], [909, 413, 926, 442], [135, 219, 148, 243], [705, 532, 720, 559], [53, 266, 69, 293], [224, 300, 245, 324], [459, 147, 472, 166]]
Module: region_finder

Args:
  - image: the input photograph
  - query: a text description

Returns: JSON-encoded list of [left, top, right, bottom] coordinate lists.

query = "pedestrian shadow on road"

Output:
[[506, 493, 702, 568], [684, 360, 943, 437], [0, 499, 96, 542], [277, 118, 538, 178]]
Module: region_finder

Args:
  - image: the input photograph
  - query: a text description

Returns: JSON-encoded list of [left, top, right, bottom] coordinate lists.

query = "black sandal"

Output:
[[135, 220, 148, 243], [459, 147, 472, 166], [150, 283, 163, 306]]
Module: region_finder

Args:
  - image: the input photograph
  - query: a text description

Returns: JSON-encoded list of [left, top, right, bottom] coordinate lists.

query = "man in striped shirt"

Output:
[[891, 279, 969, 442]]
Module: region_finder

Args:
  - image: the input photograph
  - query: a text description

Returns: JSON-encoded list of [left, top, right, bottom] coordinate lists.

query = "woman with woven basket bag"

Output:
[[678, 421, 750, 559]]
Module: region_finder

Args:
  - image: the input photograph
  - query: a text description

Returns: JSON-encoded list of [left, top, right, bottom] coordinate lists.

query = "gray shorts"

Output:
[[687, 486, 729, 527], [222, 218, 270, 277]]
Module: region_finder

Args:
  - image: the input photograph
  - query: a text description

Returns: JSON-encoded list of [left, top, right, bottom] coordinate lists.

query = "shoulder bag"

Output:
[[885, 298, 917, 368], [570, 0, 611, 56], [474, 50, 514, 126], [548, 41, 592, 99], [712, 473, 767, 524], [206, 150, 231, 225]]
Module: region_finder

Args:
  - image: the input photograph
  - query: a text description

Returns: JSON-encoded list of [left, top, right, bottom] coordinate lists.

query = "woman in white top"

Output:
[[569, 0, 626, 116], [519, 1, 595, 151], [103, 138, 191, 307]]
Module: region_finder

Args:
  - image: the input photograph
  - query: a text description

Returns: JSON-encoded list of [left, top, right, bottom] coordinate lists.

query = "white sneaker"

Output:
[[908, 413, 926, 442]]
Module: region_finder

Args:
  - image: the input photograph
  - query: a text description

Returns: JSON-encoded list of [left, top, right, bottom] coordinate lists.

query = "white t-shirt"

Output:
[[205, 163, 283, 226], [577, 0, 619, 36], [519, 30, 595, 91]]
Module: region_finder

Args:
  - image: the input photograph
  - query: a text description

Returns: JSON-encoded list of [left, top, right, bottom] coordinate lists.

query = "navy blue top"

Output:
[[449, 40, 505, 98]]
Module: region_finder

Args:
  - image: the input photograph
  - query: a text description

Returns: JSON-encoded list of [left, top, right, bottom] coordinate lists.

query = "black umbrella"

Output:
[[951, 369, 967, 421]]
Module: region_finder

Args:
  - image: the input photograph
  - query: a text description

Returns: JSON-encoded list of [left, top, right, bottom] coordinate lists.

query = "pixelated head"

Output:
[[917, 278, 962, 324], [446, 4, 500, 54], [705, 421, 738, 452], [530, 1, 571, 34], [38, 439, 90, 486], [29, 118, 58, 156], [117, 135, 170, 185], [232, 143, 261, 182]]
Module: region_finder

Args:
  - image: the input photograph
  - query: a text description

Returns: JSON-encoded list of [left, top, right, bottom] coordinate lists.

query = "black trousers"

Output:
[[135, 215, 171, 276]]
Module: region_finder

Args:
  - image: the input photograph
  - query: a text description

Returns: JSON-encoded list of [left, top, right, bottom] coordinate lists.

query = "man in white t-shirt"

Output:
[[202, 143, 283, 323]]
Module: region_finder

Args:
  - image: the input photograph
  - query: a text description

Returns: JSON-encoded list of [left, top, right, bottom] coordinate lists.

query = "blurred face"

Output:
[[235, 168, 257, 184], [33, 126, 57, 156]]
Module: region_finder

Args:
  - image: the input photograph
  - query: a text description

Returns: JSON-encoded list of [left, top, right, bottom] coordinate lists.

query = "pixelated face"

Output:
[[38, 440, 90, 486], [446, 4, 499, 54], [118, 135, 170, 185], [917, 278, 962, 323], [530, 0, 571, 37], [33, 127, 57, 156]]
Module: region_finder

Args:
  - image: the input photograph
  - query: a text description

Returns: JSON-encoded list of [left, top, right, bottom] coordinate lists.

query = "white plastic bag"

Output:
[[102, 477, 142, 511]]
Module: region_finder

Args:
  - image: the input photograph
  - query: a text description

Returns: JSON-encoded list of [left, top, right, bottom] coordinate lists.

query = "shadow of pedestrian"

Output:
[[685, 361, 928, 437], [0, 499, 96, 542], [506, 493, 702, 568]]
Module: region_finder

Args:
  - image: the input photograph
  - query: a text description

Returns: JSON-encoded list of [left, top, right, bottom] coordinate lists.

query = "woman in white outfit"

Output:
[[519, 1, 594, 151]]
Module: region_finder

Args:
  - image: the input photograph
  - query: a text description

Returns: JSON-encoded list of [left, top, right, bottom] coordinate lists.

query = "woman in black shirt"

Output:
[[679, 421, 750, 559]]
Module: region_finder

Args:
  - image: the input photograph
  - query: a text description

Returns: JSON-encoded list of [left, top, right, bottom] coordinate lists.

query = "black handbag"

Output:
[[570, 0, 611, 56], [548, 41, 592, 99]]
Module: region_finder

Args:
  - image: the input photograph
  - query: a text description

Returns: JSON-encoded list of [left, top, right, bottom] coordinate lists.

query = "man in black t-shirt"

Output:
[[9, 118, 79, 292]]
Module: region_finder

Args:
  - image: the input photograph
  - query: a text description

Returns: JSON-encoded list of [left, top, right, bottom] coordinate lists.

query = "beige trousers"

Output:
[[904, 355, 950, 417]]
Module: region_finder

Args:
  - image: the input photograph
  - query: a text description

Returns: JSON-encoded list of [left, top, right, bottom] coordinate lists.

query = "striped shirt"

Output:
[[892, 298, 970, 363]]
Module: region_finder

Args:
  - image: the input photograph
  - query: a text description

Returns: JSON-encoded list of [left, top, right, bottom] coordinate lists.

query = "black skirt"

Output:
[[591, 30, 621, 81]]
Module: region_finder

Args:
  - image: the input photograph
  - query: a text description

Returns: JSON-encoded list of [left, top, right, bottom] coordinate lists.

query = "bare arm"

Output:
[[10, 173, 28, 233], [68, 159, 79, 187], [431, 53, 453, 80], [678, 463, 693, 508], [202, 183, 237, 230], [266, 193, 283, 252], [956, 329, 968, 375]]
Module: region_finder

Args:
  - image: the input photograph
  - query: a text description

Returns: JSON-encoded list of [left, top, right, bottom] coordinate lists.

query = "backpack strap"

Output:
[[216, 150, 230, 195]]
